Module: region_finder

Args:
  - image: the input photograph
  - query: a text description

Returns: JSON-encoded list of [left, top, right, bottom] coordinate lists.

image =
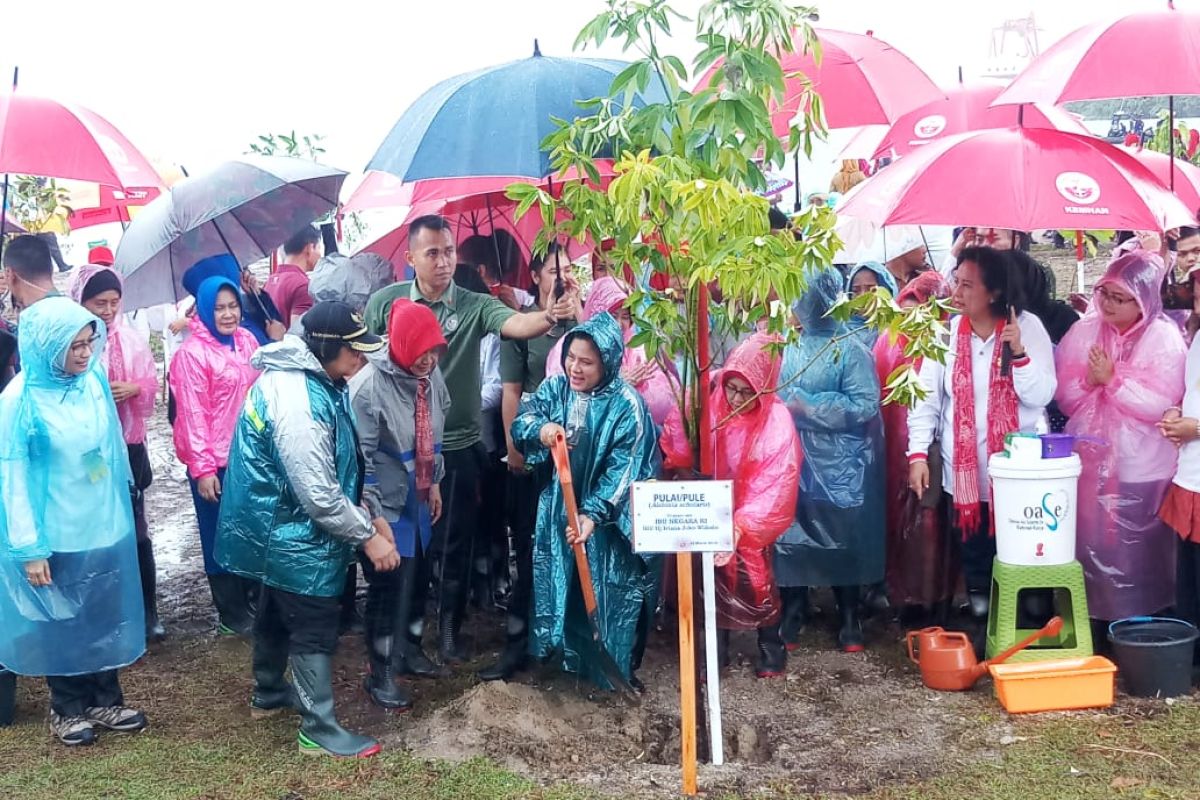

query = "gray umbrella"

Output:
[[114, 155, 347, 310]]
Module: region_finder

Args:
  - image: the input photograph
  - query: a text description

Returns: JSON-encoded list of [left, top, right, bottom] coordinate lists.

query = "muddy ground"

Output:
[[6, 246, 1171, 799]]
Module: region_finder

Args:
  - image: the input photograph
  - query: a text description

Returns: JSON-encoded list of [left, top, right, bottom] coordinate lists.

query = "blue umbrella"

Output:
[[366, 42, 668, 181]]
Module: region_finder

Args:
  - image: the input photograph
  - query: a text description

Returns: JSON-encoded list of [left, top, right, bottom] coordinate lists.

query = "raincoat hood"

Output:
[[583, 277, 630, 321], [897, 270, 950, 306], [1095, 250, 1165, 337], [250, 335, 328, 379], [847, 261, 899, 299], [15, 297, 105, 389], [721, 332, 782, 402], [560, 311, 624, 391], [196, 275, 242, 348], [792, 266, 844, 335], [68, 264, 124, 309]]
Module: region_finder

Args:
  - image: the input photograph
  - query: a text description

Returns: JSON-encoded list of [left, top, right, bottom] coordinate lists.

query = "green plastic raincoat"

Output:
[[511, 313, 660, 688]]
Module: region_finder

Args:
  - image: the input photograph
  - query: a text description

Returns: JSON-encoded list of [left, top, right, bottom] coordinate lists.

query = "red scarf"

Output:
[[951, 318, 1019, 537]]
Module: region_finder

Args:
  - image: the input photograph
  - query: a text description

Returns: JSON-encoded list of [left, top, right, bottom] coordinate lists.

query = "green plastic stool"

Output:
[[985, 558, 1093, 663]]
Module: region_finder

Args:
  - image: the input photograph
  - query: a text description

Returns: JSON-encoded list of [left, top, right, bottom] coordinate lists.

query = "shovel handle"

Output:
[[551, 434, 600, 620]]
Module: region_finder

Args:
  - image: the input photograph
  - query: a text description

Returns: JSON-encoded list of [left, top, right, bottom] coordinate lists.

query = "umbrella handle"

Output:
[[551, 434, 600, 619]]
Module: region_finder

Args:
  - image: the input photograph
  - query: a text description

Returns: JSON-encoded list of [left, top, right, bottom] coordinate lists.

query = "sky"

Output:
[[2, 0, 1151, 179]]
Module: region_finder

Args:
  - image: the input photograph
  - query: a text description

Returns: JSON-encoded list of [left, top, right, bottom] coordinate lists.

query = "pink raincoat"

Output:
[[67, 265, 158, 445], [660, 333, 802, 629], [169, 317, 259, 479], [546, 277, 679, 424], [1055, 251, 1186, 620]]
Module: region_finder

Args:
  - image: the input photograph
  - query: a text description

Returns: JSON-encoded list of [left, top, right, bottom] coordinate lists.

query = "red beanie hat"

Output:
[[387, 299, 447, 371]]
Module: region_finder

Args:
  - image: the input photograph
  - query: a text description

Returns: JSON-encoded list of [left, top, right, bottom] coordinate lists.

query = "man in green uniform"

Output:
[[364, 215, 575, 663]]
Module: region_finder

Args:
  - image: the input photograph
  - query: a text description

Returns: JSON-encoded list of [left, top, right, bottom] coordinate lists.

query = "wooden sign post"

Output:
[[632, 480, 734, 798]]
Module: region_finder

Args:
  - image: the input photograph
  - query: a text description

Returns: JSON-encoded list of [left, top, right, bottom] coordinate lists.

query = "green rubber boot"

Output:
[[290, 654, 380, 758]]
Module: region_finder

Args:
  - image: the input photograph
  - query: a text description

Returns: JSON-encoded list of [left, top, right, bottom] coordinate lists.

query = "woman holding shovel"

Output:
[[511, 312, 659, 690]]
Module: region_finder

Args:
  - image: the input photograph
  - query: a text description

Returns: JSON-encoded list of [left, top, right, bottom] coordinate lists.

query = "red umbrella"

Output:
[[993, 3, 1200, 183], [1122, 147, 1200, 214], [837, 127, 1195, 232], [698, 29, 943, 137], [0, 93, 162, 188], [994, 4, 1200, 107], [67, 184, 164, 230], [873, 84, 1090, 159]]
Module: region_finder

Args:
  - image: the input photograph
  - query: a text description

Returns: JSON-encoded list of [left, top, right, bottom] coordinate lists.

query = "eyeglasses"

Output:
[[69, 334, 101, 355], [1095, 286, 1136, 307], [724, 383, 756, 403]]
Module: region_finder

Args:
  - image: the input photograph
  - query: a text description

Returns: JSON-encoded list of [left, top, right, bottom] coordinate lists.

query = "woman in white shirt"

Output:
[[908, 246, 1057, 619]]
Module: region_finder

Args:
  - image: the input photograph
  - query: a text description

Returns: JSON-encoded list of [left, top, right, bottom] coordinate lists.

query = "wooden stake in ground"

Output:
[[677, 552, 698, 796]]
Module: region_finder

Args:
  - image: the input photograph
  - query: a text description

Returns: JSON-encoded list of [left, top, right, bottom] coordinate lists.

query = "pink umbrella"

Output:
[[837, 127, 1195, 233], [0, 93, 162, 188], [1122, 147, 1200, 214], [993, 3, 1200, 183], [873, 84, 1090, 159], [994, 4, 1200, 107], [696, 28, 943, 137]]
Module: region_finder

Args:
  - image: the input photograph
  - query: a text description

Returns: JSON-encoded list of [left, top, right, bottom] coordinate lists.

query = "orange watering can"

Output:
[[906, 617, 1064, 691]]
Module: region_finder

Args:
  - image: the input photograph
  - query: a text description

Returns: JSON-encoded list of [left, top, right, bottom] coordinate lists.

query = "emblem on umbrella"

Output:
[[1055, 172, 1103, 208], [913, 115, 947, 139]]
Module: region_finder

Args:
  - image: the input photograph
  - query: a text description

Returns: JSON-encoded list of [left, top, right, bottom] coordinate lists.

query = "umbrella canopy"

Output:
[[65, 183, 164, 230], [1122, 147, 1200, 214], [366, 46, 666, 182], [114, 156, 347, 310], [0, 93, 161, 188], [699, 28, 943, 137], [873, 84, 1090, 159], [994, 5, 1200, 105], [837, 127, 1195, 232]]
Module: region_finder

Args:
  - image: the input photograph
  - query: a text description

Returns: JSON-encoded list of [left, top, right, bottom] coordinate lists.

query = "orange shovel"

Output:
[[550, 433, 640, 701]]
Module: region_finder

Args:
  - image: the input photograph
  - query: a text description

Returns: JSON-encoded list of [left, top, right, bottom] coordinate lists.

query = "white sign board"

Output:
[[631, 480, 734, 553]]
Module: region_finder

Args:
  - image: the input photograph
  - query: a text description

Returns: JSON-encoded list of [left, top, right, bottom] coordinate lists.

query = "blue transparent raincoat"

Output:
[[0, 298, 144, 676], [775, 267, 886, 587]]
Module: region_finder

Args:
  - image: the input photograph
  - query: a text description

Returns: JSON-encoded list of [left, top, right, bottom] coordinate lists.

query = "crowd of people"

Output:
[[1, 210, 1199, 758]]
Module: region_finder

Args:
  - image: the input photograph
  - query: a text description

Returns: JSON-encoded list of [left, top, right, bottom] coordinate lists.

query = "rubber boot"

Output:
[[338, 564, 364, 636], [755, 623, 787, 678], [250, 634, 293, 719], [364, 635, 411, 711], [0, 669, 15, 727], [438, 613, 468, 665], [290, 654, 381, 758], [780, 586, 809, 651], [477, 630, 529, 682], [208, 574, 255, 636], [834, 585, 865, 653], [862, 581, 891, 617], [137, 539, 166, 643], [966, 589, 990, 621]]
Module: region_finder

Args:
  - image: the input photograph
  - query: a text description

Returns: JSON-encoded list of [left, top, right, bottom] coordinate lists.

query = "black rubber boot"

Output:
[[780, 586, 809, 651], [339, 564, 364, 636], [862, 582, 891, 617], [364, 636, 411, 712], [966, 589, 990, 621], [0, 669, 15, 727], [438, 613, 468, 665], [208, 574, 255, 636], [290, 654, 381, 758], [477, 631, 529, 682], [137, 538, 166, 643], [834, 585, 865, 653], [250, 634, 293, 719], [755, 623, 787, 678]]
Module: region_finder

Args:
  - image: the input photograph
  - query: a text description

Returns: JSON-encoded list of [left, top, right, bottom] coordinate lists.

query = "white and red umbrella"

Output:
[[838, 127, 1195, 233], [873, 84, 1089, 159], [1122, 147, 1200, 214], [697, 28, 943, 137], [993, 3, 1200, 185]]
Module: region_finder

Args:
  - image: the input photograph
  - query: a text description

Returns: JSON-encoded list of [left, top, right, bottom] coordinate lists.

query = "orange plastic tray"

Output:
[[987, 656, 1117, 714]]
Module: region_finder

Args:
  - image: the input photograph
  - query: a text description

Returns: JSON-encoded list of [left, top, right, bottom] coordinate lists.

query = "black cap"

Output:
[[301, 301, 383, 353]]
